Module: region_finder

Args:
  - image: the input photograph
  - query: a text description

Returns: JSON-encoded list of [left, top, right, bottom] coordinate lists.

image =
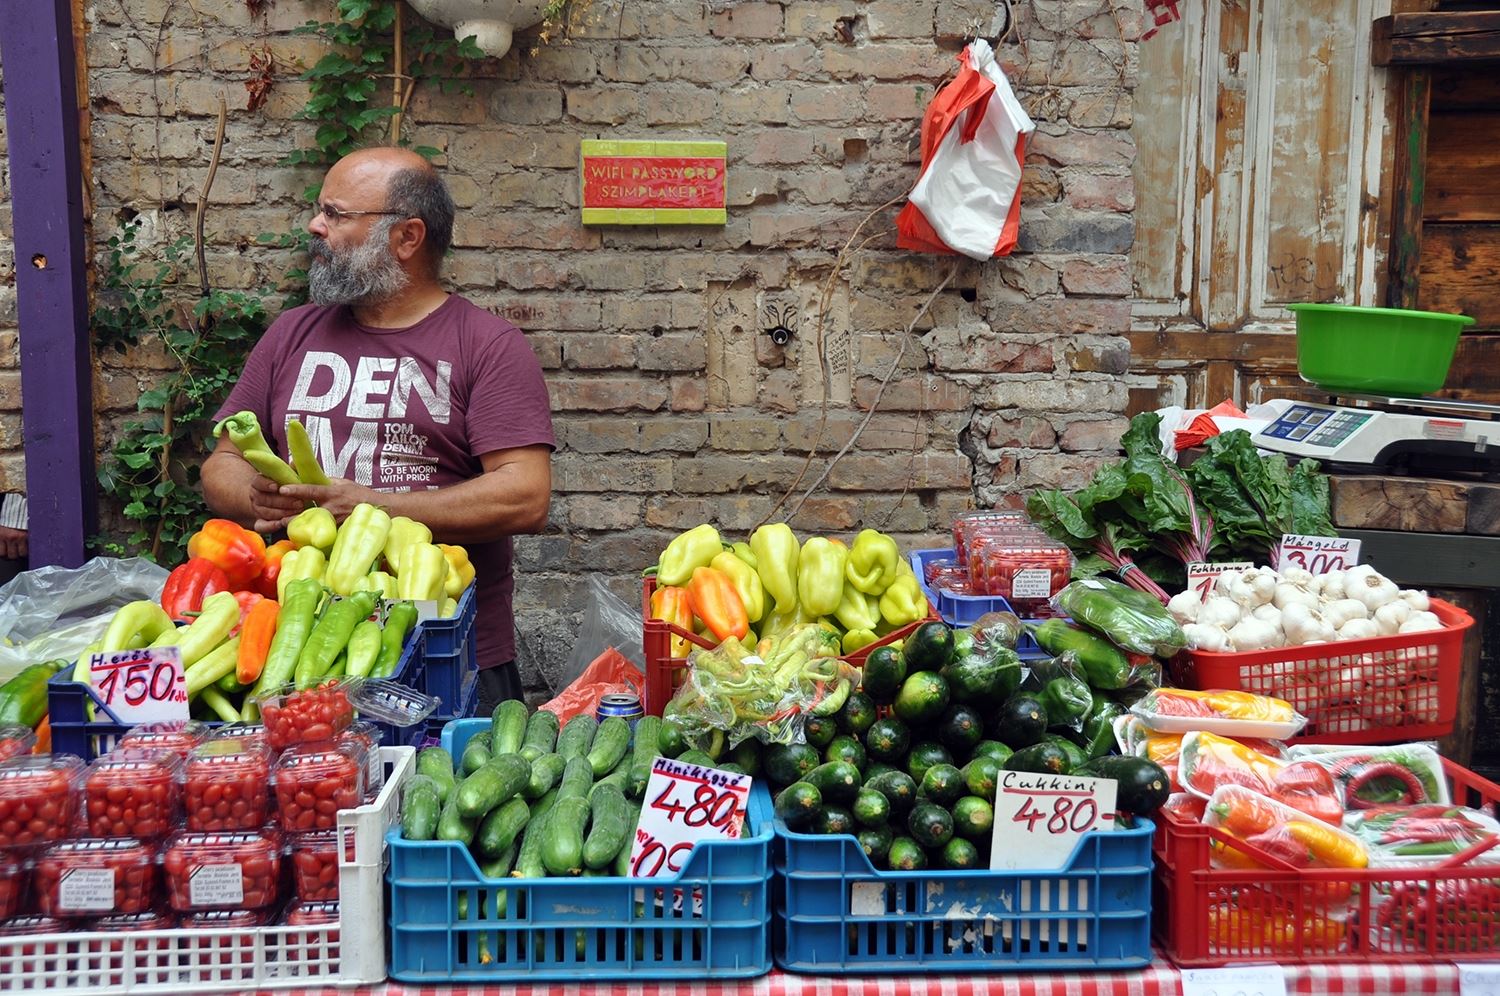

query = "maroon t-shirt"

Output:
[[215, 295, 555, 668]]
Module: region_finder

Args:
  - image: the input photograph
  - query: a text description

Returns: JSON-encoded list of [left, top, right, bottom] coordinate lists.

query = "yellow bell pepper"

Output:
[[356, 570, 397, 600], [326, 503, 392, 596], [842, 629, 879, 655], [277, 546, 326, 602], [798, 537, 848, 618], [749, 523, 800, 609], [878, 574, 927, 627], [656, 523, 722, 587], [439, 596, 459, 618], [287, 506, 337, 553], [437, 544, 477, 597], [383, 515, 433, 575], [846, 529, 901, 595], [396, 542, 450, 601]]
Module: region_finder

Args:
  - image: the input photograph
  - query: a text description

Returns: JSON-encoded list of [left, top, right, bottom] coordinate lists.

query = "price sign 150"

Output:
[[88, 647, 188, 724]]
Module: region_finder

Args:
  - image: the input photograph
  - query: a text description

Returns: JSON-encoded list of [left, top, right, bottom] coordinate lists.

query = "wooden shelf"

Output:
[[1373, 11, 1500, 66]]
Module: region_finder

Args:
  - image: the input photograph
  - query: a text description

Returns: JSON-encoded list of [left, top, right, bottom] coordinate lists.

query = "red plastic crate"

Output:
[[641, 577, 937, 717], [1174, 599, 1472, 745], [1155, 758, 1500, 966]]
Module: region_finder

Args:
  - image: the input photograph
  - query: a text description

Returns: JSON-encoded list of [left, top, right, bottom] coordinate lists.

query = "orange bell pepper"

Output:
[[32, 717, 50, 755], [687, 566, 749, 642], [650, 585, 695, 658], [254, 539, 297, 600], [187, 519, 267, 589], [236, 598, 280, 685]]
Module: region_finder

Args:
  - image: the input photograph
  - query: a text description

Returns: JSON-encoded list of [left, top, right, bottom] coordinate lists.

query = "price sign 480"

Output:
[[650, 780, 742, 830], [1011, 793, 1100, 834]]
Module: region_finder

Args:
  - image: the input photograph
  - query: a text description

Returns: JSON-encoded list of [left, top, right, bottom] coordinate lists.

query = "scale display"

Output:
[[1260, 404, 1373, 449]]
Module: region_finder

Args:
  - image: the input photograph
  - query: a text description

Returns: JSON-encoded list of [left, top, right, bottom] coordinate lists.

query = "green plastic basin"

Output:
[[1289, 303, 1474, 396]]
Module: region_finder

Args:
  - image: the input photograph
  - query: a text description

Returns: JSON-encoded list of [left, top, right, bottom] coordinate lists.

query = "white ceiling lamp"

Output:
[[403, 0, 550, 60]]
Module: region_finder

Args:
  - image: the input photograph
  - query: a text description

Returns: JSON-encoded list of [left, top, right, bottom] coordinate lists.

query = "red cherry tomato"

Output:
[[0, 758, 83, 847], [33, 838, 158, 916], [291, 830, 342, 902], [184, 737, 271, 832], [84, 754, 182, 839], [162, 829, 283, 912], [274, 744, 366, 833]]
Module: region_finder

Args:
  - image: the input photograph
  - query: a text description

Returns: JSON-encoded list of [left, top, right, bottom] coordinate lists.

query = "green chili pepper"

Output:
[[345, 619, 383, 678], [215, 411, 300, 486], [253, 577, 323, 696], [295, 591, 378, 689], [285, 417, 331, 486], [372, 601, 418, 678], [326, 651, 349, 679]]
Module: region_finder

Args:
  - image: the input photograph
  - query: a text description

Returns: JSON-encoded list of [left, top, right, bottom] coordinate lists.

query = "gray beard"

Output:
[[307, 219, 410, 307]]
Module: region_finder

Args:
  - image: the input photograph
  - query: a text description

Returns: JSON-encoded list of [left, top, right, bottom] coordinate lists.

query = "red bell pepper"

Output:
[[160, 558, 231, 623], [255, 539, 298, 600], [187, 519, 267, 589], [1272, 761, 1345, 826]]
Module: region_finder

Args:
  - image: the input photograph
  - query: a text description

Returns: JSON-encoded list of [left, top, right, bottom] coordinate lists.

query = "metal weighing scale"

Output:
[[1253, 395, 1500, 479]]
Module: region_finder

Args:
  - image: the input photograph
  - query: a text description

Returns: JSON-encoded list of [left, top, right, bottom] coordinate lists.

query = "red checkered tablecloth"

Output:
[[245, 954, 1465, 996]]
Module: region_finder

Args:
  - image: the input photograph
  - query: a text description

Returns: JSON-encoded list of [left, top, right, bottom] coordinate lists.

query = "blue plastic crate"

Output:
[[48, 629, 427, 762], [911, 548, 1048, 658], [414, 584, 478, 713], [386, 718, 772, 982], [773, 814, 1154, 974]]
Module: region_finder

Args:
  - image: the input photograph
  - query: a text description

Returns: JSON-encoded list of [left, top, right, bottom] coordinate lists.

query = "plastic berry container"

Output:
[[33, 837, 158, 917], [0, 754, 85, 849], [283, 899, 340, 926], [255, 681, 355, 748], [181, 907, 268, 967], [340, 720, 384, 796], [93, 907, 178, 932], [289, 829, 345, 902], [184, 736, 272, 833], [0, 852, 28, 919], [0, 726, 37, 762], [273, 742, 366, 833], [163, 829, 282, 912], [84, 751, 183, 839], [117, 720, 211, 760], [970, 532, 1074, 613], [209, 721, 269, 748], [0, 913, 67, 957]]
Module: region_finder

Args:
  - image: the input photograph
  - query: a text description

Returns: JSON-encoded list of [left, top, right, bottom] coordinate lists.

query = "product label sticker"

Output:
[[1180, 964, 1288, 996], [58, 867, 118, 912], [1010, 569, 1053, 600], [189, 864, 245, 907]]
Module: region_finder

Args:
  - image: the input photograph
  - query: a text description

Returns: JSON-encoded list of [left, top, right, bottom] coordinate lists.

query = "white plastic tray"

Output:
[[0, 746, 413, 994]]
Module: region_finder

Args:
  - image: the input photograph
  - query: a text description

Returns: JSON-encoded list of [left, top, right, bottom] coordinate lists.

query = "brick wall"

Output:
[[4, 0, 1140, 691]]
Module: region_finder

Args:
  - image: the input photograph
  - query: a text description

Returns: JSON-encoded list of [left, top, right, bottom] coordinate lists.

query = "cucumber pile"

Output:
[[401, 700, 671, 877], [769, 620, 1170, 871]]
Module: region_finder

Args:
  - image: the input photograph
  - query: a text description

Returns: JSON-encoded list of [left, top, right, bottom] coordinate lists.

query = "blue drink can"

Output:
[[596, 692, 645, 731]]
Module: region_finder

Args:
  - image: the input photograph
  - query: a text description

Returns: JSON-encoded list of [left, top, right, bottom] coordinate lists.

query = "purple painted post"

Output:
[[0, 2, 96, 567]]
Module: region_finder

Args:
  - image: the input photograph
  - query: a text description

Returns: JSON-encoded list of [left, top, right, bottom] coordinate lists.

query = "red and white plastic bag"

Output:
[[897, 40, 1036, 261]]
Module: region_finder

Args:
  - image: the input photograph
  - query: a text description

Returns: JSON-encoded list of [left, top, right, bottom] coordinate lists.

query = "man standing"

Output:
[[203, 147, 554, 712]]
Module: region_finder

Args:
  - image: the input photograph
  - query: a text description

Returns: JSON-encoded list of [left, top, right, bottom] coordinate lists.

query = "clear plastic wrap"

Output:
[[1131, 687, 1307, 740], [1019, 651, 1093, 731], [0, 852, 26, 919], [0, 726, 36, 763], [1202, 784, 1369, 870], [1179, 731, 1343, 825], [662, 625, 855, 747], [1289, 743, 1451, 809], [184, 736, 272, 833], [118, 720, 211, 760], [1053, 578, 1187, 657], [274, 742, 366, 832], [1346, 804, 1500, 865]]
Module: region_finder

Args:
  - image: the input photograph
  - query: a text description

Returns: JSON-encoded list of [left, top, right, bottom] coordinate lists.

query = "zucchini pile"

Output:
[[769, 620, 1169, 872], [400, 701, 707, 877]]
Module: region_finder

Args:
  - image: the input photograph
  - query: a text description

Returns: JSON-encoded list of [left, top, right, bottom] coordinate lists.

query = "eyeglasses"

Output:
[[315, 202, 409, 224]]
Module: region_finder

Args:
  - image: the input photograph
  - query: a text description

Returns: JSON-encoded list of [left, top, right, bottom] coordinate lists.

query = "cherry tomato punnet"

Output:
[[83, 751, 183, 839], [118, 720, 211, 760], [163, 829, 283, 912], [0, 755, 84, 848], [184, 736, 271, 833], [33, 837, 158, 916], [257, 682, 354, 749], [273, 743, 366, 833]]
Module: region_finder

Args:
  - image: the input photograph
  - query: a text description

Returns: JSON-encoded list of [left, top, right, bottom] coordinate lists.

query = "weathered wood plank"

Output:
[[1417, 223, 1500, 327], [1424, 111, 1500, 222], [1330, 475, 1470, 533], [1207, 1, 1251, 330], [1431, 66, 1500, 111], [1467, 488, 1500, 536], [1373, 12, 1500, 66], [1261, 2, 1357, 306], [1389, 69, 1432, 309]]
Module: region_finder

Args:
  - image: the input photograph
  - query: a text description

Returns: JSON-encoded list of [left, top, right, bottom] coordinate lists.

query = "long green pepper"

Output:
[[252, 577, 323, 696], [372, 601, 418, 678], [344, 618, 383, 678], [215, 411, 300, 487], [295, 590, 378, 688]]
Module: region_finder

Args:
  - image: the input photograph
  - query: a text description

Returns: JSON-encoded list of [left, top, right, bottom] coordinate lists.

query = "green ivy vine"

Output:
[[91, 0, 510, 561]]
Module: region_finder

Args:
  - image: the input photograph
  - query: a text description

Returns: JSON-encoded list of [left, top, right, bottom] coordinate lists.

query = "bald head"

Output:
[[325, 147, 455, 275]]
